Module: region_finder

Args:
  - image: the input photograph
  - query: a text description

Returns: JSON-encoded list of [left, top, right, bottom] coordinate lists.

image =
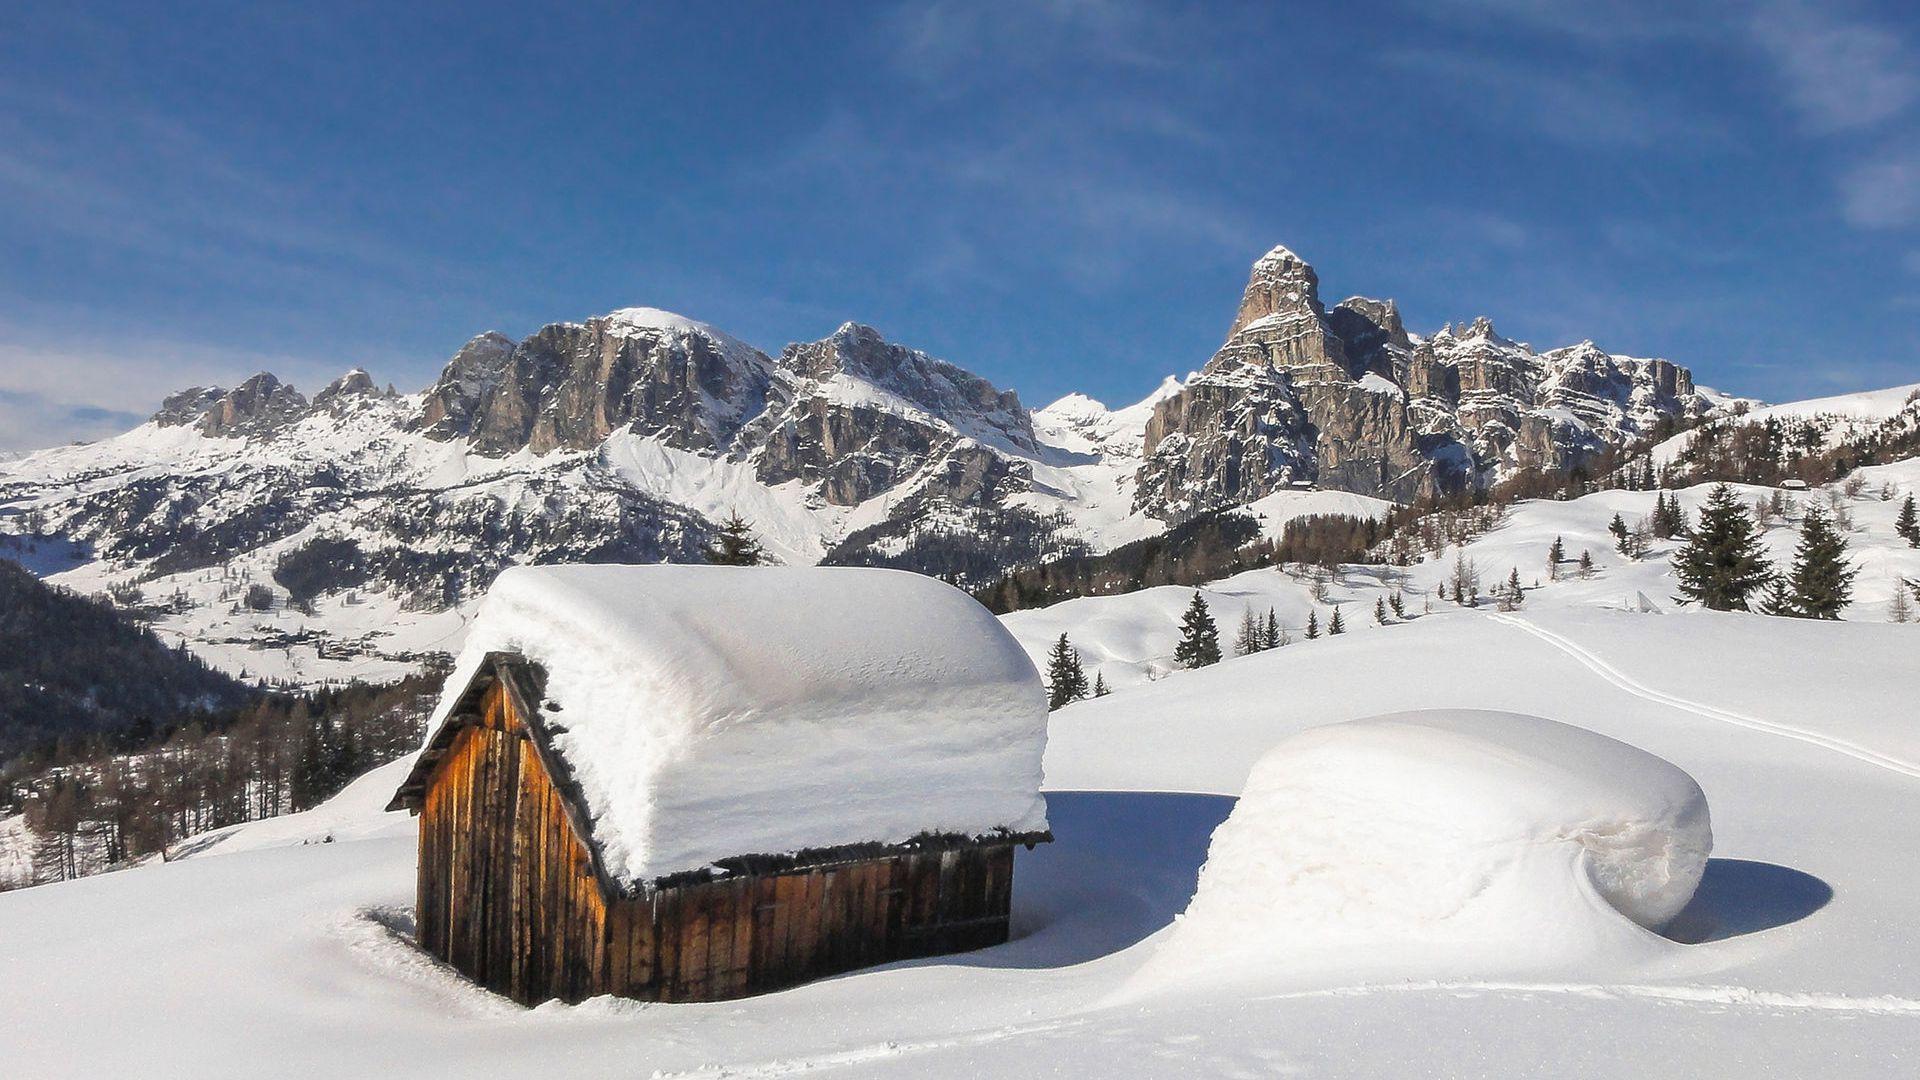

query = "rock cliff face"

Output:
[[410, 310, 775, 456], [196, 373, 310, 438], [1134, 246, 1711, 517], [752, 322, 1036, 506]]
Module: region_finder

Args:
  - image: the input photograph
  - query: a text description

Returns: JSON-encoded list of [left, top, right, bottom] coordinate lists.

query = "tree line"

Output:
[[6, 667, 444, 889]]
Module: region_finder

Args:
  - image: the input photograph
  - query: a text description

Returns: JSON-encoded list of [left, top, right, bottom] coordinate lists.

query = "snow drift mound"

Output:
[[1156, 710, 1712, 982]]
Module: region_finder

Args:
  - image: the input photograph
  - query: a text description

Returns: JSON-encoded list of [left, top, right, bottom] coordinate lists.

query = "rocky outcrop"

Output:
[[313, 369, 378, 412], [151, 386, 228, 427], [198, 374, 310, 438], [409, 312, 776, 456], [1137, 246, 1448, 512], [1135, 367, 1316, 518], [1133, 246, 1711, 518], [750, 323, 1037, 506], [412, 331, 516, 441]]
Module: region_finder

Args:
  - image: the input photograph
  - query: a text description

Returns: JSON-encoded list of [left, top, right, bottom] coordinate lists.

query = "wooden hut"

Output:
[[388, 565, 1051, 1006]]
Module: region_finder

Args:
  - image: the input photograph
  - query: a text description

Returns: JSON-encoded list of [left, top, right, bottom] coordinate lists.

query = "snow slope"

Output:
[[1653, 381, 1920, 464], [1003, 466, 1920, 689], [4, 582, 1918, 1075]]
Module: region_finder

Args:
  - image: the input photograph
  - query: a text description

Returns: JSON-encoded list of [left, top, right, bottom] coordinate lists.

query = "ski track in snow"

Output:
[[1489, 614, 1920, 781], [1250, 979, 1920, 1017], [644, 978, 1920, 1079], [644, 1018, 1099, 1079]]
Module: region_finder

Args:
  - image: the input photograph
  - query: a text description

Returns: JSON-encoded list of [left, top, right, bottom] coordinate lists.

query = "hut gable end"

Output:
[[391, 565, 1052, 1005]]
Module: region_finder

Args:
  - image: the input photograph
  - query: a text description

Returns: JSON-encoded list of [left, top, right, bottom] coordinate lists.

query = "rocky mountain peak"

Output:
[[1226, 243, 1328, 341], [1460, 315, 1508, 343], [1436, 316, 1513, 348], [1328, 296, 1412, 382], [775, 324, 1035, 453], [1135, 245, 1716, 516], [199, 373, 309, 438], [314, 368, 377, 409], [598, 307, 763, 366], [411, 332, 517, 441], [151, 386, 228, 427]]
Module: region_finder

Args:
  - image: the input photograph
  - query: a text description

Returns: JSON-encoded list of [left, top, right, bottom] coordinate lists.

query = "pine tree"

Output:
[[1449, 550, 1479, 606], [1888, 585, 1914, 624], [1578, 549, 1594, 577], [1388, 590, 1406, 618], [1547, 536, 1565, 579], [1304, 610, 1320, 640], [1374, 596, 1388, 624], [1044, 633, 1089, 710], [1264, 608, 1280, 651], [1785, 505, 1858, 620], [1235, 608, 1262, 656], [703, 512, 766, 566], [1609, 513, 1631, 556], [1327, 606, 1345, 635], [1754, 576, 1798, 618], [1650, 491, 1688, 540], [1173, 591, 1222, 668], [1896, 494, 1920, 548], [1671, 484, 1773, 611], [1505, 567, 1524, 608], [1092, 671, 1111, 697]]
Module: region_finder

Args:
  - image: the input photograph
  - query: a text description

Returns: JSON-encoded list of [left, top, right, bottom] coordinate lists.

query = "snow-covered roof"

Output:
[[400, 564, 1050, 889]]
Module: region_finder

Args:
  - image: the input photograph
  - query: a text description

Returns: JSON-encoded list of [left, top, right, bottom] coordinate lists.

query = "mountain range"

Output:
[[0, 244, 1726, 685]]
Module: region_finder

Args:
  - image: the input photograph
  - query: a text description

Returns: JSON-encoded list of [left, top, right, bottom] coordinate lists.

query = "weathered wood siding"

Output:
[[416, 681, 1019, 1006]]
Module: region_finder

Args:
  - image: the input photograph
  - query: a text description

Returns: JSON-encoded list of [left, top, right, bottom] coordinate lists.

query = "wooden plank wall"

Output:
[[416, 680, 1021, 1006], [415, 682, 612, 1005]]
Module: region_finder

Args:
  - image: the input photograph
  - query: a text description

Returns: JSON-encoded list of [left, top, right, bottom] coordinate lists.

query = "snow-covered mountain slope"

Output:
[[5, 569, 1917, 1076], [0, 311, 1210, 685], [0, 244, 1738, 690], [1654, 381, 1920, 465], [1003, 464, 1920, 691]]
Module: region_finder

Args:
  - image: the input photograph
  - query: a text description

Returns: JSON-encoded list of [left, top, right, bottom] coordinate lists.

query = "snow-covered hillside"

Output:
[[5, 564, 1917, 1076], [1654, 380, 1920, 465], [1005, 464, 1920, 690]]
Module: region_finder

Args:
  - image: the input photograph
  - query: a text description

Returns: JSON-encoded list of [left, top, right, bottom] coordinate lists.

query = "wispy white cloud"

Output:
[[0, 318, 407, 451], [1413, 0, 1712, 43], [1838, 145, 1920, 228], [1379, 48, 1715, 148], [0, 390, 144, 452], [772, 101, 1255, 294], [1748, 0, 1919, 134], [881, 0, 1188, 84], [0, 82, 466, 298]]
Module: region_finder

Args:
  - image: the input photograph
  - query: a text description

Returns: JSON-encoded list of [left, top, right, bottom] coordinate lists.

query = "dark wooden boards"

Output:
[[414, 679, 1023, 1007]]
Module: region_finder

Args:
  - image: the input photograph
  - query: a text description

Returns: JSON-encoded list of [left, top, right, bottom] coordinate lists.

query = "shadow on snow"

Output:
[[1663, 858, 1833, 945], [899, 790, 1234, 972]]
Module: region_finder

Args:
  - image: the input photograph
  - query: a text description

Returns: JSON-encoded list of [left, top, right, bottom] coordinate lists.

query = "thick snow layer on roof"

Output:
[[1157, 710, 1710, 982], [430, 564, 1049, 885]]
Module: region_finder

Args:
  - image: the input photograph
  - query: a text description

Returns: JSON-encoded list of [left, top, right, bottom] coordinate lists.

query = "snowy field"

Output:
[[4, 588, 1918, 1076], [6, 435, 1920, 1075], [1004, 467, 1920, 690]]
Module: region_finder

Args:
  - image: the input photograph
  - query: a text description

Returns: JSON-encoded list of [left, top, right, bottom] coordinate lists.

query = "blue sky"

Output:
[[2, 1, 1918, 450]]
